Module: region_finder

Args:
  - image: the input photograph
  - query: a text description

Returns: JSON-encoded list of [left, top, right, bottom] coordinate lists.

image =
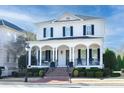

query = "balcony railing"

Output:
[[41, 59, 51, 66], [89, 58, 100, 65]]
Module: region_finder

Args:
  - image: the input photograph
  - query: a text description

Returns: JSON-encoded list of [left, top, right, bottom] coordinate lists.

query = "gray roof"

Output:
[[38, 36, 103, 41], [0, 19, 25, 32], [36, 13, 102, 24], [75, 15, 101, 20]]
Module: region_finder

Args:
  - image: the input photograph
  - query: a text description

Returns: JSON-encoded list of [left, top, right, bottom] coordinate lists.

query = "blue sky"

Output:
[[0, 5, 123, 51]]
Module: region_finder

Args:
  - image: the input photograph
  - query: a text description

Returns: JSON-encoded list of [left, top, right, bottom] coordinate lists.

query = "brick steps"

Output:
[[45, 67, 71, 77]]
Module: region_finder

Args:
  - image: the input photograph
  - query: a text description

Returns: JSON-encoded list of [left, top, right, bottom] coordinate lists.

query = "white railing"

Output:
[[89, 58, 100, 65]]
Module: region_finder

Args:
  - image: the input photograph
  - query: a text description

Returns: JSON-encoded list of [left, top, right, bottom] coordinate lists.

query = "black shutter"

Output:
[[83, 25, 86, 35], [43, 28, 46, 37], [48, 50, 51, 62], [70, 26, 73, 36], [89, 49, 92, 61], [86, 49, 87, 60], [91, 25, 94, 35], [63, 26, 65, 37], [78, 49, 81, 59], [51, 27, 53, 37], [97, 48, 100, 61], [45, 50, 47, 61]]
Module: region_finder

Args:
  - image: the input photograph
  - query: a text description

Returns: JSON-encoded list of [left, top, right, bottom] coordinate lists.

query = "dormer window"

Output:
[[83, 24, 94, 35]]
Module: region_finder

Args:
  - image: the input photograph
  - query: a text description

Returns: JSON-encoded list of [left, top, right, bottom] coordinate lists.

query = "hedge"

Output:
[[95, 71, 103, 78], [39, 70, 44, 77], [79, 72, 85, 77], [111, 73, 121, 77], [86, 71, 94, 77]]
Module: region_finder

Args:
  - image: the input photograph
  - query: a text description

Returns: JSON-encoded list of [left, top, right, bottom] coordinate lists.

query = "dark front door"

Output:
[[66, 50, 69, 65]]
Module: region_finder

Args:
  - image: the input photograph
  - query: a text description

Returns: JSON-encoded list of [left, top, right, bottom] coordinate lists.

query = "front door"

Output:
[[58, 49, 67, 67]]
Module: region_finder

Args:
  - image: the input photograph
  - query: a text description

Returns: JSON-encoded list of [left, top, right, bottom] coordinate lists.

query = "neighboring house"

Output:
[[0, 19, 26, 76], [27, 13, 105, 69]]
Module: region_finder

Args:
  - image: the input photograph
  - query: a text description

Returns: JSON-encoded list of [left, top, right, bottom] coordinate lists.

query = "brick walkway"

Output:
[[30, 76, 70, 84]]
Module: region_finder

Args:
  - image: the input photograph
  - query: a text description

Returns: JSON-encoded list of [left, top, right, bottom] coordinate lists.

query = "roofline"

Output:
[[34, 13, 104, 25], [27, 36, 104, 42]]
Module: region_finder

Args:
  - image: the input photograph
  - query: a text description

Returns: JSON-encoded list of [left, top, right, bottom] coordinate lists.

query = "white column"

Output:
[[100, 46, 103, 67], [55, 47, 58, 61], [36, 49, 38, 65], [69, 47, 72, 62], [87, 47, 89, 66], [28, 49, 31, 66], [72, 47, 75, 65], [39, 48, 42, 66], [52, 48, 55, 62]]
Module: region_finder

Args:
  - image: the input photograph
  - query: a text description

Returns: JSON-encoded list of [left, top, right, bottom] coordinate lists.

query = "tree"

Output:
[[121, 56, 124, 69], [18, 55, 37, 71], [5, 35, 26, 57], [103, 48, 117, 70], [116, 55, 122, 70]]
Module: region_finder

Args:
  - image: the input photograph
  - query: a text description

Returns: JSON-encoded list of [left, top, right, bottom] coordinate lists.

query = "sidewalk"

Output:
[[1, 77, 124, 86], [71, 78, 124, 86]]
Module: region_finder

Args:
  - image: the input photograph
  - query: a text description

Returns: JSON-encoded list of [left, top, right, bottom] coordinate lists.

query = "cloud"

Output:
[[0, 9, 35, 22]]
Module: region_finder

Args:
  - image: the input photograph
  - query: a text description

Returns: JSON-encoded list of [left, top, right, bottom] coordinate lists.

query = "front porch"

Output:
[[27, 38, 103, 69]]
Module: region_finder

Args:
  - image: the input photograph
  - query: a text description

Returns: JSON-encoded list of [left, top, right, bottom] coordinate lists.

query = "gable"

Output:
[[56, 13, 82, 22]]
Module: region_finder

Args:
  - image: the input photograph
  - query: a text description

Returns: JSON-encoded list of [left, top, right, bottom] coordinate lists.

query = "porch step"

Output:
[[45, 67, 73, 77]]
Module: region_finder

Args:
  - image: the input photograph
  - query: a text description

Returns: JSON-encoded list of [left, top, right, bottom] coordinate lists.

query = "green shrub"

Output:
[[28, 72, 33, 77], [90, 67, 102, 71], [79, 72, 85, 77], [111, 73, 121, 77], [103, 68, 112, 77], [33, 72, 39, 77], [86, 71, 94, 77], [73, 70, 79, 77], [95, 71, 103, 78], [39, 70, 44, 77]]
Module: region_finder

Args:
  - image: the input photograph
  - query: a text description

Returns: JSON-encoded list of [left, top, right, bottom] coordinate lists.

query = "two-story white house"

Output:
[[0, 19, 26, 76], [27, 13, 105, 69]]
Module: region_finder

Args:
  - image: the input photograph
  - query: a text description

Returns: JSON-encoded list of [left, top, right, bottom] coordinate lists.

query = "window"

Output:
[[86, 25, 92, 35], [83, 24, 94, 35], [92, 48, 98, 60], [63, 26, 73, 37], [43, 27, 54, 38]]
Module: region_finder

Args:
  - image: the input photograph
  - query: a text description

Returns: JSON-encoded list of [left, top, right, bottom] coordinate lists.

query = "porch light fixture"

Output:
[[25, 43, 30, 82], [61, 50, 63, 54]]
